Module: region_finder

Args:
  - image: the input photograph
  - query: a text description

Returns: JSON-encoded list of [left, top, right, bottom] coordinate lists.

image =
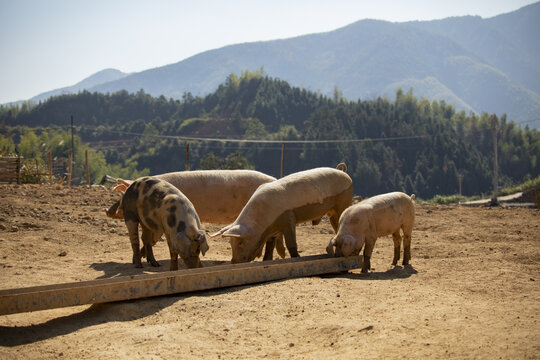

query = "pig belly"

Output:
[[292, 196, 337, 224], [373, 208, 403, 237]]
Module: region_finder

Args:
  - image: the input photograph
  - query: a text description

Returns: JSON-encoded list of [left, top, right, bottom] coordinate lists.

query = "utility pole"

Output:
[[280, 142, 285, 178], [186, 143, 190, 170], [70, 115, 74, 171], [457, 172, 464, 196], [491, 114, 499, 205], [71, 115, 74, 156]]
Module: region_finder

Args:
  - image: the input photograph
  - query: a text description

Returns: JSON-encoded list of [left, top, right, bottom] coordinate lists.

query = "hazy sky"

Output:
[[0, 0, 536, 104]]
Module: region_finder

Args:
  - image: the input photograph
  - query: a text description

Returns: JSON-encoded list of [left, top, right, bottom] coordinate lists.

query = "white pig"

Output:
[[213, 167, 353, 264], [326, 192, 415, 273]]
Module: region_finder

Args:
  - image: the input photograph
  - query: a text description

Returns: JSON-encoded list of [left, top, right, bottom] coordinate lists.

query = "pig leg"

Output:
[[262, 234, 286, 260], [274, 234, 286, 258], [402, 229, 412, 266], [140, 234, 161, 259], [263, 237, 276, 261], [141, 226, 160, 267], [282, 211, 300, 258], [330, 189, 353, 233], [329, 213, 340, 233], [165, 233, 179, 271], [125, 220, 142, 268], [362, 236, 377, 273], [169, 246, 179, 271], [391, 231, 402, 266]]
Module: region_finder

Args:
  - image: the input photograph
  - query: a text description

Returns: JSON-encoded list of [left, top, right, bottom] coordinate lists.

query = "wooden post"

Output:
[[85, 149, 89, 185], [457, 173, 464, 196], [16, 155, 21, 184], [67, 152, 72, 187], [70, 115, 74, 165], [48, 151, 52, 185], [491, 115, 498, 203], [35, 158, 39, 181], [280, 142, 285, 178], [186, 143, 190, 170], [0, 254, 361, 315]]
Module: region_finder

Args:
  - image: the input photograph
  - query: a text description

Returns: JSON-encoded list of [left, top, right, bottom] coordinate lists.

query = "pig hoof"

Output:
[[133, 257, 143, 268], [149, 260, 160, 267]]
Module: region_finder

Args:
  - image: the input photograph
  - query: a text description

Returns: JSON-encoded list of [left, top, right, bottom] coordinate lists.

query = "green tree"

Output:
[[199, 153, 222, 170], [18, 130, 41, 158], [224, 152, 254, 170], [243, 117, 268, 139], [0, 135, 15, 155]]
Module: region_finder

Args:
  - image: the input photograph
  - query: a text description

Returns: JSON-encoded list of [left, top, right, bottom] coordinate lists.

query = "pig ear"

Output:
[[341, 235, 356, 257], [210, 224, 232, 238], [197, 232, 209, 256], [222, 224, 247, 238], [118, 178, 132, 187], [326, 237, 336, 256]]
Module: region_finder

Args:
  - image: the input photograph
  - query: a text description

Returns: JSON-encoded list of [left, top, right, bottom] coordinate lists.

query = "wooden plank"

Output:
[[0, 255, 361, 315]]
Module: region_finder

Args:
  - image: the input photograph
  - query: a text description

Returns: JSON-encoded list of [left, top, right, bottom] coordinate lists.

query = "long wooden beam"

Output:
[[0, 255, 361, 315]]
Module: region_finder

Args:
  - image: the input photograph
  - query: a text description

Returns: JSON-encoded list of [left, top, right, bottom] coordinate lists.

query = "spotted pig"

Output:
[[120, 176, 208, 270]]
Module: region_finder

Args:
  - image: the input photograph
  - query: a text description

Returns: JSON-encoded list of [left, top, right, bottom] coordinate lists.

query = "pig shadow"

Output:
[[0, 295, 184, 347], [89, 259, 228, 279], [321, 264, 418, 280]]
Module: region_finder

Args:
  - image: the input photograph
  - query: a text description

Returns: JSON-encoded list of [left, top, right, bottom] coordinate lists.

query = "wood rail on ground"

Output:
[[0, 254, 361, 315]]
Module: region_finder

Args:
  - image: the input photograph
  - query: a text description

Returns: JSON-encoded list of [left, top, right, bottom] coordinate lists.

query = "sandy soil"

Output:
[[0, 184, 538, 359]]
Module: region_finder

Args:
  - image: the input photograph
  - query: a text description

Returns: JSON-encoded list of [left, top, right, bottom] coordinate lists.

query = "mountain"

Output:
[[29, 68, 128, 103], [28, 3, 540, 126]]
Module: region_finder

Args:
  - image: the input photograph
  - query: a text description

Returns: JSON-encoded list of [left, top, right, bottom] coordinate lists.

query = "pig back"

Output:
[[236, 167, 353, 228], [157, 170, 276, 224], [361, 192, 415, 235]]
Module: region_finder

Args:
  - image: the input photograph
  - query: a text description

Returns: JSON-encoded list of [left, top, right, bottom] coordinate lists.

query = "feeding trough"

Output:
[[0, 254, 361, 315]]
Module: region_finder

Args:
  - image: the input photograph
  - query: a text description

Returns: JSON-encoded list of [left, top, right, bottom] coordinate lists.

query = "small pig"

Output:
[[326, 192, 415, 273], [212, 167, 353, 264], [120, 176, 209, 270]]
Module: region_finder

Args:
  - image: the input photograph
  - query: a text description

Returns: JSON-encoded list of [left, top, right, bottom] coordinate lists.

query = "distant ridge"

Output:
[[29, 68, 128, 103], [22, 2, 540, 126]]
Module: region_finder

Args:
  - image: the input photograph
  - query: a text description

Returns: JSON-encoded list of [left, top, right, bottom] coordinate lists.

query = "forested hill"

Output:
[[1, 72, 539, 199]]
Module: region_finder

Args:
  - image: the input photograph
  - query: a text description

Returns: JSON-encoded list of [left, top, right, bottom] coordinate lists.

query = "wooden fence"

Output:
[[0, 157, 21, 184], [0, 151, 92, 186]]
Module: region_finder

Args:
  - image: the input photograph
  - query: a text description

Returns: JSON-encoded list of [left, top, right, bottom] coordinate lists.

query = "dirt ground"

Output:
[[0, 184, 538, 359]]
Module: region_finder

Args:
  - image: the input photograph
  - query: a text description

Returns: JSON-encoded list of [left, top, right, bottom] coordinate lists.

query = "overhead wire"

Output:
[[79, 126, 427, 145]]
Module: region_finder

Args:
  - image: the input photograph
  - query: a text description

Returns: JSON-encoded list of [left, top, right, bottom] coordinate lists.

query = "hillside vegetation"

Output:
[[1, 71, 539, 198]]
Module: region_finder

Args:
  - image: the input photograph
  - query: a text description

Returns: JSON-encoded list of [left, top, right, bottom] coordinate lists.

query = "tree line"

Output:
[[1, 70, 538, 198]]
